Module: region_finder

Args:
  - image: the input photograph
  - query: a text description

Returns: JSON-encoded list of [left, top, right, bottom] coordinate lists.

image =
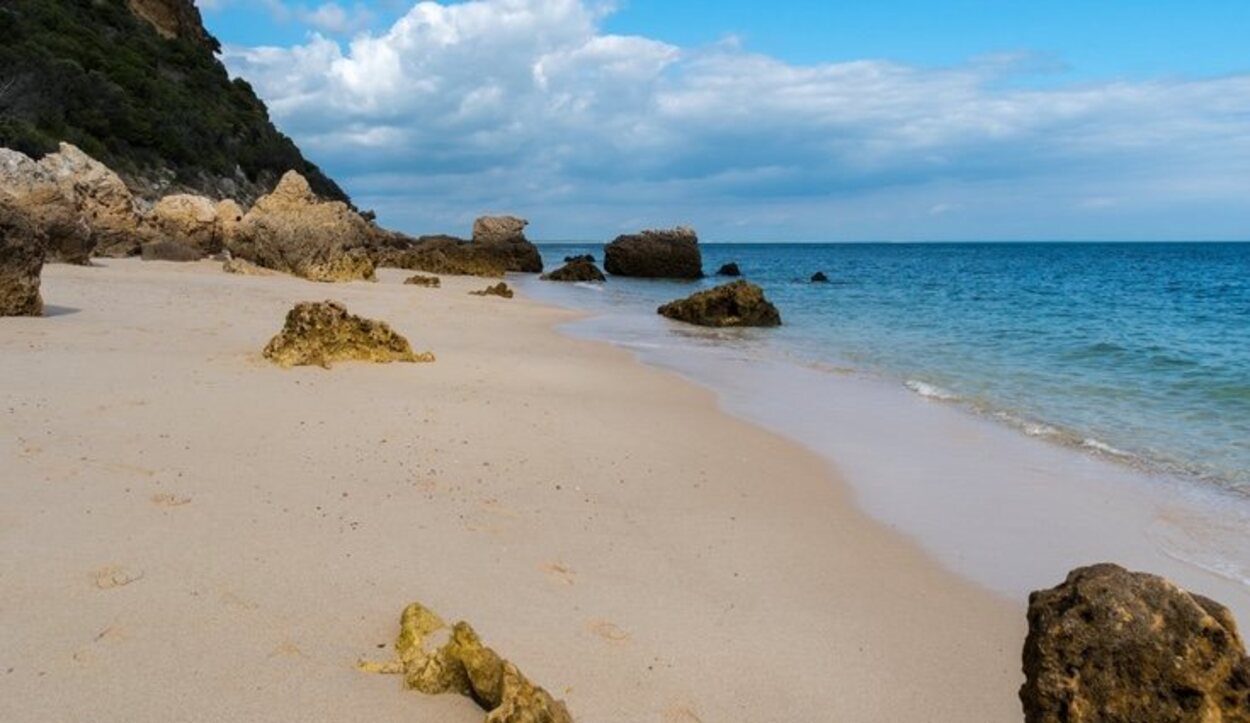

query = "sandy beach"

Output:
[[1, 259, 1023, 721]]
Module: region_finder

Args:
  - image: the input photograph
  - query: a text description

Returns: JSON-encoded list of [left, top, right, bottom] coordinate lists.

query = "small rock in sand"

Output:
[[470, 282, 514, 299], [262, 300, 434, 369]]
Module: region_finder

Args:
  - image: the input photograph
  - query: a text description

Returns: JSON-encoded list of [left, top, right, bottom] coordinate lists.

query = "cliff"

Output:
[[0, 0, 348, 206]]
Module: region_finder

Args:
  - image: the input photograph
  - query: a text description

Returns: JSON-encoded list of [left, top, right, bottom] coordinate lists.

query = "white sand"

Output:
[[0, 259, 1023, 722]]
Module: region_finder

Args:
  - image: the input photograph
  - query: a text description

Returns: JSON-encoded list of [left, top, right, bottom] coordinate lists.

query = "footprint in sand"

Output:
[[586, 620, 630, 644], [150, 492, 192, 508], [663, 705, 704, 723], [72, 625, 127, 665], [540, 562, 576, 586], [92, 565, 143, 590]]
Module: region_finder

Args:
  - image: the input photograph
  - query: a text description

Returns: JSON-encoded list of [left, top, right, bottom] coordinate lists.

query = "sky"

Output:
[[200, 0, 1250, 241]]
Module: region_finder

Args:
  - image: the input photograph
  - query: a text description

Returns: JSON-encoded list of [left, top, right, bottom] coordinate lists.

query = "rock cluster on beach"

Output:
[[0, 193, 46, 316], [604, 227, 703, 279], [404, 273, 441, 288], [1021, 563, 1250, 723], [542, 257, 606, 282], [658, 280, 782, 327], [470, 282, 515, 299], [359, 601, 573, 723], [262, 301, 434, 368], [226, 172, 376, 282], [373, 215, 542, 277]]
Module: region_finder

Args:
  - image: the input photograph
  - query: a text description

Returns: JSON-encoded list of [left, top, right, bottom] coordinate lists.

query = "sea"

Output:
[[515, 242, 1250, 605]]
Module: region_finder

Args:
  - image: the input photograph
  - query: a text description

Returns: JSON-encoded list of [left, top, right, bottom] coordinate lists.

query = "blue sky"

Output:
[[201, 1, 1250, 241]]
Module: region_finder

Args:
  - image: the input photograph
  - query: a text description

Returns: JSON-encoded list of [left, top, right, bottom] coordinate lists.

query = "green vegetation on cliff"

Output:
[[0, 0, 348, 202]]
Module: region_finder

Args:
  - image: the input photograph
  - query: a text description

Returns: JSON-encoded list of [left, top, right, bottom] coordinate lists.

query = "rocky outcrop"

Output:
[[1021, 564, 1250, 723], [226, 172, 375, 282], [471, 215, 542, 273], [604, 227, 702, 279], [542, 258, 606, 282], [375, 237, 506, 279], [145, 194, 223, 260], [38, 144, 151, 258], [658, 280, 782, 327], [126, 0, 218, 50], [222, 256, 277, 276], [263, 301, 433, 369], [0, 193, 46, 316], [404, 274, 441, 288], [140, 239, 204, 262], [359, 601, 573, 723], [0, 149, 92, 264], [716, 262, 742, 277], [810, 272, 830, 283], [470, 282, 514, 299]]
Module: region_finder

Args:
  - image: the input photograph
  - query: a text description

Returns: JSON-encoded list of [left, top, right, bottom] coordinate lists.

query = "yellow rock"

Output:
[[360, 601, 573, 723], [262, 301, 434, 369]]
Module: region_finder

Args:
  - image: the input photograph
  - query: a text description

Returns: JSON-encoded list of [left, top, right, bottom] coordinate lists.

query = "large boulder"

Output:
[[227, 172, 375, 282], [0, 148, 94, 264], [1021, 563, 1250, 723], [541, 258, 606, 282], [604, 227, 702, 279], [145, 194, 222, 260], [0, 194, 46, 316], [359, 601, 573, 723], [471, 215, 542, 273], [38, 143, 150, 258], [658, 280, 781, 327], [263, 301, 434, 368], [374, 235, 506, 278]]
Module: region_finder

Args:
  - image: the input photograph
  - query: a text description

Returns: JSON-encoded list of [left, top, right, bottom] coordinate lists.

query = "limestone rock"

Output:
[[0, 193, 46, 316], [541, 258, 606, 282], [471, 215, 542, 273], [810, 272, 830, 283], [470, 282, 514, 299], [227, 172, 376, 282], [377, 239, 506, 279], [0, 148, 93, 264], [126, 0, 218, 50], [359, 601, 573, 723], [147, 194, 221, 258], [404, 274, 441, 288], [215, 199, 244, 247], [658, 280, 782, 327], [1021, 563, 1250, 723], [262, 301, 433, 369], [38, 143, 150, 258], [222, 256, 277, 276], [604, 227, 702, 279], [716, 262, 742, 277]]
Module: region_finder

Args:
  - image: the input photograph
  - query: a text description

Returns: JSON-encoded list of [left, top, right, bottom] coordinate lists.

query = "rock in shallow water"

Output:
[[359, 601, 573, 723], [262, 301, 433, 368], [603, 227, 703, 279], [0, 194, 46, 316], [716, 262, 742, 277], [658, 280, 781, 327], [541, 258, 605, 282], [1021, 563, 1250, 723]]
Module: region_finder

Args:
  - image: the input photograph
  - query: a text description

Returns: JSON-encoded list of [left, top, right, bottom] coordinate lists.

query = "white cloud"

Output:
[[221, 0, 1250, 240]]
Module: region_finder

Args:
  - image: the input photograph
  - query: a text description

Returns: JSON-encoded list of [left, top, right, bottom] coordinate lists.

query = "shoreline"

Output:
[[512, 280, 1250, 624], [2, 259, 1023, 721]]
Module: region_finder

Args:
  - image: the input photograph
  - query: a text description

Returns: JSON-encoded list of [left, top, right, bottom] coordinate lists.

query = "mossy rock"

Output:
[[658, 280, 781, 327], [262, 300, 434, 368]]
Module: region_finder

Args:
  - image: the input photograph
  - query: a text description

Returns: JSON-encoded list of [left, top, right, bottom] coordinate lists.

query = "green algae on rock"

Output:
[[658, 280, 782, 328], [359, 601, 573, 723], [470, 282, 514, 299], [262, 301, 433, 369]]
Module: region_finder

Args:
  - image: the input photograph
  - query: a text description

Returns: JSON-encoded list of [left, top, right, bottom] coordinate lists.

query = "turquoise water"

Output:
[[525, 242, 1250, 493]]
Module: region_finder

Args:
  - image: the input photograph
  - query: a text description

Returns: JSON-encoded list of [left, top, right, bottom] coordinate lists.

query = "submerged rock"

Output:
[[227, 172, 376, 282], [359, 601, 573, 723], [471, 215, 542, 272], [470, 282, 514, 299], [716, 262, 742, 277], [0, 194, 46, 316], [262, 301, 433, 368], [541, 258, 606, 282], [404, 273, 441, 288], [603, 226, 702, 279], [1021, 563, 1250, 723], [810, 271, 829, 283], [658, 280, 781, 328], [564, 254, 595, 264]]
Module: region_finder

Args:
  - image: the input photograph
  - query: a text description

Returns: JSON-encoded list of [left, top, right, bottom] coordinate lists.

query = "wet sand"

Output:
[[1, 259, 1022, 721]]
